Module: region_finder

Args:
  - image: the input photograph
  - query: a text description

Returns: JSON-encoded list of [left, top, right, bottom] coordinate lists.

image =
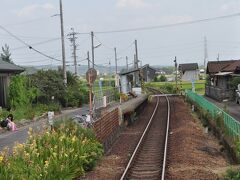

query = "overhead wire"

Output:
[[11, 38, 61, 51], [0, 25, 61, 62], [76, 13, 240, 34]]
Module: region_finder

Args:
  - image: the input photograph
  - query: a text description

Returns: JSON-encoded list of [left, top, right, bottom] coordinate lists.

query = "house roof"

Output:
[[0, 60, 25, 73], [119, 68, 139, 75], [178, 63, 198, 72], [206, 60, 240, 74], [141, 64, 156, 72]]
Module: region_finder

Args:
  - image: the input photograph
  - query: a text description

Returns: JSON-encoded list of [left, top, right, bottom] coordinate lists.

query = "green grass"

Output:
[[0, 103, 61, 122], [146, 80, 205, 95]]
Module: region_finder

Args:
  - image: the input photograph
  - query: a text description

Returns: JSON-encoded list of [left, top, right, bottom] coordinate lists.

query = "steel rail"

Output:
[[161, 94, 170, 180], [120, 96, 160, 180]]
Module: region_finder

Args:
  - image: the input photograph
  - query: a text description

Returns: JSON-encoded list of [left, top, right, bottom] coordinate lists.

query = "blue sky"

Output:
[[0, 0, 240, 68]]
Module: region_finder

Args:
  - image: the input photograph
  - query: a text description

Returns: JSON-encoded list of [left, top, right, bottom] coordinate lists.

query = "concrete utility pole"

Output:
[[68, 28, 78, 75], [87, 51, 90, 69], [134, 40, 139, 69], [126, 56, 128, 71], [59, 0, 67, 85], [134, 40, 140, 86], [91, 31, 95, 68], [204, 36, 208, 69], [174, 56, 178, 92], [114, 47, 118, 74]]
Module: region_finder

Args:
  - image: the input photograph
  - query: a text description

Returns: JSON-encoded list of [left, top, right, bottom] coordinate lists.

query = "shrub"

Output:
[[224, 168, 240, 180], [0, 121, 103, 179]]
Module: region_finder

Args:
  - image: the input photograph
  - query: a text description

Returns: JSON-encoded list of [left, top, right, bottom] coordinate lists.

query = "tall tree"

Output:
[[1, 44, 13, 63]]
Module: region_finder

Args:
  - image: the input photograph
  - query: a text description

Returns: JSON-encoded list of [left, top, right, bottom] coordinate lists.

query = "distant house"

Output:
[[0, 60, 24, 108], [178, 63, 199, 81], [140, 64, 156, 82], [205, 60, 240, 101]]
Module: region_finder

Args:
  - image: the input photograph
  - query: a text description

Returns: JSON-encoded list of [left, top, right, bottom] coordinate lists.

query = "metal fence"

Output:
[[93, 87, 118, 110], [185, 90, 240, 137]]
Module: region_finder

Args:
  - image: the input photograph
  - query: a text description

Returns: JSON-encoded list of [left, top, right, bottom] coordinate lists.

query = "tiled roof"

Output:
[[0, 59, 25, 73], [206, 60, 240, 74], [178, 63, 198, 72]]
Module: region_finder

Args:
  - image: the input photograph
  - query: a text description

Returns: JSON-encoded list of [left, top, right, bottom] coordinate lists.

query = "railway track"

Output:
[[120, 89, 171, 180]]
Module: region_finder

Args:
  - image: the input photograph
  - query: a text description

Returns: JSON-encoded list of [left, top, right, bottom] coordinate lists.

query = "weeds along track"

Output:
[[120, 88, 171, 180]]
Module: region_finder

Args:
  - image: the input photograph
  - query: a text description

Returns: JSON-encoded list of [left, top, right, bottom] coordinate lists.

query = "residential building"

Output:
[[178, 63, 199, 81]]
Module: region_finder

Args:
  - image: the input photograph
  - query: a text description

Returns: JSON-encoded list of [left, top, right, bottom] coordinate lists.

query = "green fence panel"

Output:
[[185, 90, 240, 137]]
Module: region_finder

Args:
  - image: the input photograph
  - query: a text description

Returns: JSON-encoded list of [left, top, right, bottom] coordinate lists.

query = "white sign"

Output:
[[48, 111, 54, 125]]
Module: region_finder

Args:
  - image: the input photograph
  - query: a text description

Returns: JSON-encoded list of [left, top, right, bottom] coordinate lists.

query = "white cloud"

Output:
[[116, 0, 151, 8], [160, 15, 193, 24], [220, 2, 240, 12], [17, 3, 55, 17]]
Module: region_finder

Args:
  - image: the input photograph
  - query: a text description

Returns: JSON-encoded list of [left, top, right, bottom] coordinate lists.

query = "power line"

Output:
[[78, 13, 240, 34], [0, 25, 61, 62], [11, 38, 61, 51]]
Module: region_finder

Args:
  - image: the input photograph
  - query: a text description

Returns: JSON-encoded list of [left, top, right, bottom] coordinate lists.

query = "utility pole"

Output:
[[174, 56, 178, 92], [135, 40, 139, 69], [87, 51, 90, 69], [114, 47, 118, 74], [109, 60, 111, 87], [68, 28, 78, 75], [87, 54, 93, 118], [134, 40, 140, 86], [59, 0, 67, 85], [91, 31, 95, 68], [204, 36, 208, 69], [126, 56, 128, 71], [217, 53, 220, 61], [114, 47, 119, 87]]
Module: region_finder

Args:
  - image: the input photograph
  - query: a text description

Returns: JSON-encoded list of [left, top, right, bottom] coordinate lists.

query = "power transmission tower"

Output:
[[68, 28, 78, 75], [204, 36, 208, 69], [59, 0, 67, 85]]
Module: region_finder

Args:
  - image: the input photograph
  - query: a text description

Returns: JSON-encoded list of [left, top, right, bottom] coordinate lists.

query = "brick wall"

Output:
[[93, 108, 122, 151]]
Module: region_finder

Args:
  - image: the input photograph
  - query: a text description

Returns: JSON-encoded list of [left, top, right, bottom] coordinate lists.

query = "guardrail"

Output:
[[185, 90, 240, 138]]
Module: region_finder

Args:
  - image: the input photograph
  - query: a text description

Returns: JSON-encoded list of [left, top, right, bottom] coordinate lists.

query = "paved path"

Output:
[[0, 106, 88, 151], [204, 96, 240, 121]]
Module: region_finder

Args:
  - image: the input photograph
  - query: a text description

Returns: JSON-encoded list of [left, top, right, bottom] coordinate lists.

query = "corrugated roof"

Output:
[[222, 60, 240, 72], [206, 60, 240, 74], [0, 59, 25, 73], [178, 63, 198, 72]]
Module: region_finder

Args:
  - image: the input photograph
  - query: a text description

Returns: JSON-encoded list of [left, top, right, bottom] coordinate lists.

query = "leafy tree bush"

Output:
[[30, 69, 66, 105], [0, 44, 13, 63], [230, 77, 240, 90], [0, 121, 103, 179], [8, 75, 38, 108], [159, 75, 167, 82]]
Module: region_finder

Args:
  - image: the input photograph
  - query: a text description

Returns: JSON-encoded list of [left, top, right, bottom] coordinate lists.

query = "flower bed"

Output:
[[0, 121, 103, 179]]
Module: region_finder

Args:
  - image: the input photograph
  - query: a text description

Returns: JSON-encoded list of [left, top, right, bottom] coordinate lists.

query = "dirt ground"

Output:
[[80, 97, 230, 180], [166, 97, 230, 180]]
